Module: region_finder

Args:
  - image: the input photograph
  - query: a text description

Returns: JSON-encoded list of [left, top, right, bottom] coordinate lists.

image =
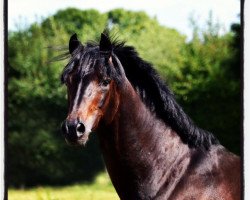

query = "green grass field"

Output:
[[8, 172, 119, 200]]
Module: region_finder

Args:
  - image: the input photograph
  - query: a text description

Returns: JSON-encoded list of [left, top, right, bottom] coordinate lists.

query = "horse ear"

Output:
[[99, 33, 112, 55], [69, 33, 81, 54]]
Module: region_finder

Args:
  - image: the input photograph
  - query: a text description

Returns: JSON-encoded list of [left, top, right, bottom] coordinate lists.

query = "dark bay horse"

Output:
[[60, 32, 241, 200]]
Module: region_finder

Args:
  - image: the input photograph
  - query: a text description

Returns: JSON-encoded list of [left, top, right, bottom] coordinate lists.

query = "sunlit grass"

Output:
[[8, 172, 119, 200]]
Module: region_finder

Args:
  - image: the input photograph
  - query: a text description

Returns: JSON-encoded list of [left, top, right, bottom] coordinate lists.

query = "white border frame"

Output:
[[0, 0, 5, 198]]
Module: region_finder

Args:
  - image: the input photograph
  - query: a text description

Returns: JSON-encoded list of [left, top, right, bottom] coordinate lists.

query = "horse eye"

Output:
[[101, 78, 111, 87]]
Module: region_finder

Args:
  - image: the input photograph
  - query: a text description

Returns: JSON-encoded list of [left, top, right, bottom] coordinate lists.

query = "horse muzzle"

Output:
[[61, 119, 89, 145]]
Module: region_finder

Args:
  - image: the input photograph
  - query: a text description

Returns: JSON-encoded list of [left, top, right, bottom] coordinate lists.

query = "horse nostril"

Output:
[[76, 122, 85, 135]]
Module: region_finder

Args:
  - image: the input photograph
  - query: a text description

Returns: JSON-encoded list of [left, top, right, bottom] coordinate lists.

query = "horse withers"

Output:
[[60, 32, 241, 200]]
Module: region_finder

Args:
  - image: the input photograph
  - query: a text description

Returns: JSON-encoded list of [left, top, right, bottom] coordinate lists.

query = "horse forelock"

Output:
[[61, 43, 125, 86]]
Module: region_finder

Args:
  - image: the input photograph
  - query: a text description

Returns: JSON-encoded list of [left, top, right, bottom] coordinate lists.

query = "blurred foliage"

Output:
[[8, 8, 241, 187]]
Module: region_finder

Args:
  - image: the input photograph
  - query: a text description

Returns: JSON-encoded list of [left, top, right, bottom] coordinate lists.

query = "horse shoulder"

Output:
[[215, 147, 241, 200], [167, 145, 241, 200]]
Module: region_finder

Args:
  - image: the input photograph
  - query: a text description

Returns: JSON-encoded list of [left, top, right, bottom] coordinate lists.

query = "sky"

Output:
[[8, 0, 240, 38]]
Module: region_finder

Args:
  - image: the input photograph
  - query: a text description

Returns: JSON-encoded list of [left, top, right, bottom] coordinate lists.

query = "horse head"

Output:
[[61, 33, 125, 145]]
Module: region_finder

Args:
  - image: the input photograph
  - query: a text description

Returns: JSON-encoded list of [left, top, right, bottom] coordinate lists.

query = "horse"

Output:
[[60, 32, 241, 200]]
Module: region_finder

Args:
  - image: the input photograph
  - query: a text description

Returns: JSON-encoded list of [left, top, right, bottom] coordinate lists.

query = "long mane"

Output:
[[110, 38, 219, 150], [61, 34, 219, 150]]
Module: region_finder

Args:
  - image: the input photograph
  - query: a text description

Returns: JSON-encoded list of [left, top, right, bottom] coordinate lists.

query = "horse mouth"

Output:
[[65, 133, 90, 146]]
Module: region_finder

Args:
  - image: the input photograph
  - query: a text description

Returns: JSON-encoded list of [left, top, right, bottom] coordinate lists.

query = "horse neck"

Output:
[[98, 80, 191, 198]]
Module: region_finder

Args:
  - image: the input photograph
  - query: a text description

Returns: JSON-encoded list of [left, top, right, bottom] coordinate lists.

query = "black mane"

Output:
[[112, 41, 219, 150], [62, 35, 219, 150]]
